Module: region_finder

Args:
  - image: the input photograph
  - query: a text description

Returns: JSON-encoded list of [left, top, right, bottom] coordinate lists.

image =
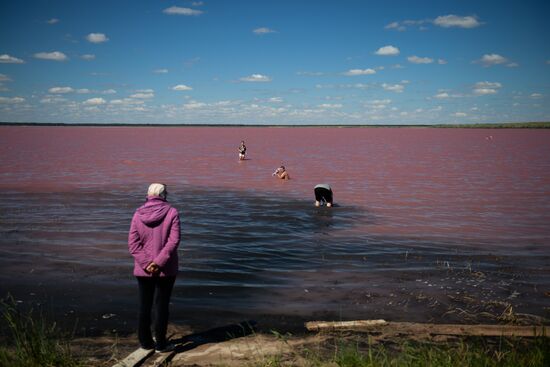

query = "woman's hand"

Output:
[[146, 262, 160, 274]]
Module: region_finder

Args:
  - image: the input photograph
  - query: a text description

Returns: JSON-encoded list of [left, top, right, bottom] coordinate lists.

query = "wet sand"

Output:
[[0, 126, 549, 336]]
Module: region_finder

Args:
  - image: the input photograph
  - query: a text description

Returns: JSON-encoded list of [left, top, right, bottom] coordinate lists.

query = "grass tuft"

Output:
[[0, 295, 81, 367]]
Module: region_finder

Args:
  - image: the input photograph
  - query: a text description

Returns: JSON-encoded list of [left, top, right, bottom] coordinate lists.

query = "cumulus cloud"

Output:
[[47, 18, 59, 24], [77, 89, 91, 94], [382, 83, 405, 93], [434, 92, 450, 99], [0, 74, 10, 82], [81, 54, 95, 60], [102, 89, 117, 94], [83, 97, 106, 105], [0, 54, 25, 64], [386, 15, 481, 31], [530, 93, 543, 99], [34, 51, 67, 61], [154, 68, 169, 74], [437, 59, 447, 64], [408, 55, 434, 64], [433, 15, 481, 28], [240, 74, 272, 82], [0, 96, 25, 104], [506, 62, 519, 68], [473, 81, 502, 95], [452, 112, 467, 117], [86, 33, 109, 43], [130, 92, 154, 99], [365, 99, 392, 110], [297, 71, 325, 76], [375, 45, 400, 56], [318, 103, 343, 109], [49, 86, 74, 94], [476, 53, 508, 67], [172, 84, 193, 91], [163, 6, 203, 15], [343, 68, 376, 76], [253, 27, 277, 35]]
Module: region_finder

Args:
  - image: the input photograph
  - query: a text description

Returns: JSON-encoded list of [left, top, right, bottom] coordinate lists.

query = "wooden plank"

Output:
[[305, 320, 549, 337], [112, 347, 154, 367], [305, 319, 388, 331]]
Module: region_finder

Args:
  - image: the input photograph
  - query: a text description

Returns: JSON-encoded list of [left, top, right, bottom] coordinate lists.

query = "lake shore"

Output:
[[1, 121, 550, 128]]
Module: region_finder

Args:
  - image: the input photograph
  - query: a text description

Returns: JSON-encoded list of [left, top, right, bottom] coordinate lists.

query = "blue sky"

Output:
[[1, 0, 549, 124]]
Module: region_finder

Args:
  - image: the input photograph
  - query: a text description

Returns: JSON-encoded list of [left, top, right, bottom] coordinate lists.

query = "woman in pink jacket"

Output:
[[128, 183, 180, 352]]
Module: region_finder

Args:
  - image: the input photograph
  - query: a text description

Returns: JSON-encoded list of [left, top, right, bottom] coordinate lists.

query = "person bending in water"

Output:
[[314, 183, 333, 207], [238, 141, 247, 160], [273, 165, 290, 180], [128, 183, 180, 352]]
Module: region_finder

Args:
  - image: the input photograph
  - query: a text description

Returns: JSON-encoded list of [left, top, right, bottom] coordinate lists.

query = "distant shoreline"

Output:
[[1, 121, 549, 128]]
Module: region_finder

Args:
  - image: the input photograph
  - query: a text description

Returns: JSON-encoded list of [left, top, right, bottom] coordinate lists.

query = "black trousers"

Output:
[[314, 187, 333, 204], [136, 276, 176, 348]]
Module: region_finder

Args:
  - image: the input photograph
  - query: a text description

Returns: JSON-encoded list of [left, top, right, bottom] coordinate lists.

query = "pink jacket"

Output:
[[128, 196, 180, 277]]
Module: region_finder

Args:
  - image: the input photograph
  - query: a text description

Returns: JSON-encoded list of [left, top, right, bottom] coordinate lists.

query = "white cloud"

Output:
[[40, 96, 66, 104], [0, 96, 25, 104], [172, 84, 193, 91], [408, 55, 434, 64], [473, 81, 502, 95], [434, 15, 481, 28], [344, 68, 376, 76], [130, 92, 154, 99], [506, 62, 519, 68], [318, 103, 343, 109], [102, 89, 117, 94], [47, 18, 59, 24], [136, 89, 154, 93], [437, 59, 447, 65], [163, 6, 203, 15], [77, 89, 91, 94], [183, 101, 207, 109], [240, 74, 272, 82], [154, 68, 169, 74], [34, 51, 67, 61], [452, 112, 467, 117], [81, 54, 95, 60], [381, 83, 405, 93], [0, 74, 10, 82], [83, 97, 106, 105], [530, 93, 543, 99], [86, 33, 109, 43], [375, 45, 400, 56], [365, 99, 391, 110], [191, 1, 204, 6], [434, 92, 450, 99], [384, 22, 405, 31], [49, 86, 74, 94], [0, 54, 25, 64], [253, 27, 277, 35], [477, 53, 508, 67], [268, 97, 283, 103]]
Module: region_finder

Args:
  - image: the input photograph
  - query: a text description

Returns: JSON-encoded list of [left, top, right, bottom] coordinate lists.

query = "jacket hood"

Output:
[[137, 197, 171, 226]]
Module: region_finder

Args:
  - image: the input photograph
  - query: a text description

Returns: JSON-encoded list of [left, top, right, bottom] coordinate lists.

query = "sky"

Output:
[[0, 0, 549, 125]]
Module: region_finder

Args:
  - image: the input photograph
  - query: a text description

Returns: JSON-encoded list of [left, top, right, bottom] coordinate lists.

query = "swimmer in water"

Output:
[[314, 183, 333, 207], [273, 165, 290, 180], [238, 141, 247, 160]]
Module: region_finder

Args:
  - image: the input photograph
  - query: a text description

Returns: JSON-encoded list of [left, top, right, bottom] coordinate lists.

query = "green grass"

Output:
[[255, 335, 550, 367], [0, 296, 81, 367]]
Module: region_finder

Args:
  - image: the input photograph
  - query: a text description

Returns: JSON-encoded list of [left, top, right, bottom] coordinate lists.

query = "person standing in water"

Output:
[[273, 165, 290, 180], [128, 183, 180, 352], [314, 183, 333, 207], [238, 141, 247, 160]]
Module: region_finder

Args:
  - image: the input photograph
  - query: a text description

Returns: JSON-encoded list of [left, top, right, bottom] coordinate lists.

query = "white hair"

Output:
[[147, 183, 167, 198]]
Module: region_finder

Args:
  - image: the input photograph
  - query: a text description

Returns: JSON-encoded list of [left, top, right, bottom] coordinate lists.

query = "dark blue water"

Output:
[[1, 186, 548, 334]]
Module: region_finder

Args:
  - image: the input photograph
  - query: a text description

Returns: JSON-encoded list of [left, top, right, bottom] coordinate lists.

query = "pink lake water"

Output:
[[0, 126, 549, 333]]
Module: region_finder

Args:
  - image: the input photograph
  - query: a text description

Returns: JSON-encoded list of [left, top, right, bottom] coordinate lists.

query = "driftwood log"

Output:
[[305, 320, 549, 337]]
